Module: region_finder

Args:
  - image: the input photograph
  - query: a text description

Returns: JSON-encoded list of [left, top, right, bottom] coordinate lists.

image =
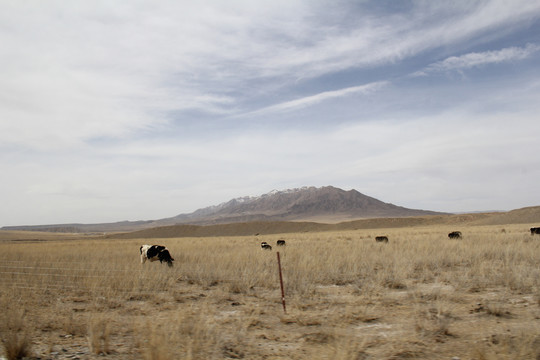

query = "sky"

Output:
[[2, 0, 540, 226]]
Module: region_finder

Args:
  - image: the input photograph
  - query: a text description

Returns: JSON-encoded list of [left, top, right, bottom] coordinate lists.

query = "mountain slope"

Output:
[[161, 186, 445, 225], [470, 206, 540, 225], [2, 186, 447, 232], [111, 209, 540, 239]]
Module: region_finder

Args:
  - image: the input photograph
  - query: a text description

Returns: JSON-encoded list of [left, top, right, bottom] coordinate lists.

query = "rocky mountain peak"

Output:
[[165, 186, 444, 225]]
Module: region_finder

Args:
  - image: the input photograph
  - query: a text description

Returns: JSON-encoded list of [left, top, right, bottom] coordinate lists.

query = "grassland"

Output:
[[0, 223, 539, 359]]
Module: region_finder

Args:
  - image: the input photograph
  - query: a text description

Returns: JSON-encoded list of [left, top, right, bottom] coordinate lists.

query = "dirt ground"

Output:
[[7, 279, 539, 359], [1, 225, 539, 359]]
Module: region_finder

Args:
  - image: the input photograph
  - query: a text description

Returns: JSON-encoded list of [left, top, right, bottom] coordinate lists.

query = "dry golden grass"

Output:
[[0, 223, 539, 359]]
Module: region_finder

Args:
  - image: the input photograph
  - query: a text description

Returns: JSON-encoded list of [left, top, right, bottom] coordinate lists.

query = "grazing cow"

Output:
[[530, 227, 540, 235], [277, 239, 286, 246], [140, 245, 174, 267], [261, 241, 272, 250], [375, 236, 389, 243], [448, 231, 462, 239]]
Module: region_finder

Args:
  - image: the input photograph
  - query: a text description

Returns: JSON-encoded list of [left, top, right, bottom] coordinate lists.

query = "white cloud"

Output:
[[239, 81, 388, 117], [414, 43, 540, 76], [1, 2, 538, 151], [2, 99, 540, 225], [2, 1, 540, 225]]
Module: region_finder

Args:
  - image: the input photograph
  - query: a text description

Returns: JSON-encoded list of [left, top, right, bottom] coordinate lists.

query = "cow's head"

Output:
[[158, 249, 174, 267]]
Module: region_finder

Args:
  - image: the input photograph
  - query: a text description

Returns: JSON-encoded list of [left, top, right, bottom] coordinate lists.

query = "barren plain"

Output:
[[1, 217, 539, 359]]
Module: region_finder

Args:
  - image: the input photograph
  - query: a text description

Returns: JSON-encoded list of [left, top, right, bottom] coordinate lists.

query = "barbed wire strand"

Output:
[[0, 265, 146, 273], [1, 283, 173, 295]]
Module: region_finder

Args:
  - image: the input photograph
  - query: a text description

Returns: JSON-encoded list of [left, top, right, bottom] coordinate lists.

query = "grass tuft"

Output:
[[0, 310, 32, 360], [87, 316, 111, 355]]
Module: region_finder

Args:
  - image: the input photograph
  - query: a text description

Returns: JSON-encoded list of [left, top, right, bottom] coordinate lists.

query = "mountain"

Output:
[[160, 186, 445, 225], [1, 186, 446, 233], [0, 220, 155, 234]]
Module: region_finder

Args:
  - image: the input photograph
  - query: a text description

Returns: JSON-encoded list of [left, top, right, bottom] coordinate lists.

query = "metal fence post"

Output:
[[276, 251, 286, 314]]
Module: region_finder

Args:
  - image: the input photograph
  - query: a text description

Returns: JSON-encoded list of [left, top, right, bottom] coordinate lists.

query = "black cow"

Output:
[[448, 231, 462, 239], [277, 239, 286, 246], [261, 241, 272, 250], [530, 227, 540, 235], [140, 244, 174, 267], [375, 236, 389, 243]]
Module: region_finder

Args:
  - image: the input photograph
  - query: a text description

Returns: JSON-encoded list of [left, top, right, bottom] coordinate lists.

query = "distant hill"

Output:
[[109, 209, 540, 239], [1, 186, 446, 232], [470, 206, 540, 226], [3, 205, 540, 240], [159, 186, 446, 225], [0, 220, 155, 234], [6, 185, 531, 234]]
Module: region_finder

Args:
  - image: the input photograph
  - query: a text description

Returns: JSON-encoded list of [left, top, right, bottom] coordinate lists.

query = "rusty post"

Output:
[[276, 251, 287, 314]]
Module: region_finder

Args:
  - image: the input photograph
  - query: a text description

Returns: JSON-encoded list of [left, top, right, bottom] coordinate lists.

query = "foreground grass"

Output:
[[0, 224, 539, 359]]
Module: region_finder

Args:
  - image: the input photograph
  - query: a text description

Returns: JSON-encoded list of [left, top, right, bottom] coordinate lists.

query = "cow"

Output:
[[140, 245, 174, 267], [530, 227, 540, 235], [261, 241, 272, 250], [448, 231, 462, 239], [277, 239, 286, 246], [375, 236, 389, 243]]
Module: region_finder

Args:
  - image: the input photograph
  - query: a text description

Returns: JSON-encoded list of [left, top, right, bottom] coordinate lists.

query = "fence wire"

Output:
[[0, 262, 184, 296], [0, 264, 145, 273], [0, 262, 267, 295]]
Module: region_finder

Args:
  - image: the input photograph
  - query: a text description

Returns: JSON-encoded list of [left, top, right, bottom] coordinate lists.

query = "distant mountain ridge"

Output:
[[163, 186, 445, 225], [2, 186, 446, 232]]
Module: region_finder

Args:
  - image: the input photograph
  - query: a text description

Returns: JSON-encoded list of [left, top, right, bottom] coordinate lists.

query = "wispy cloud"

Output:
[[240, 81, 388, 117], [2, 1, 540, 225], [2, 2, 539, 150], [413, 43, 540, 76]]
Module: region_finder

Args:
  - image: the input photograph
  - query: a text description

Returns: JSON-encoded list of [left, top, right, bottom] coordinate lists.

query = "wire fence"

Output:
[[0, 252, 369, 299], [0, 264, 146, 273], [0, 261, 279, 296], [0, 261, 186, 296], [0, 283, 171, 296]]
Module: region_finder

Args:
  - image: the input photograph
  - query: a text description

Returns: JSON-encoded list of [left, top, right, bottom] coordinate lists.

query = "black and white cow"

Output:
[[261, 241, 272, 250], [277, 239, 286, 246], [375, 236, 389, 243], [448, 231, 462, 239], [530, 227, 540, 235], [140, 245, 174, 267]]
